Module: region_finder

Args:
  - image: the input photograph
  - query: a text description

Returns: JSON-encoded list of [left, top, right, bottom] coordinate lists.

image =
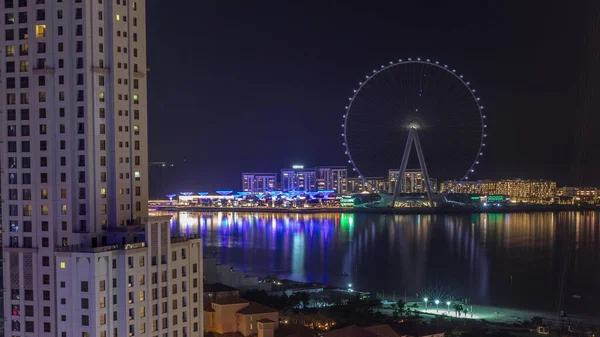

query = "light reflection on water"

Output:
[[165, 211, 599, 315]]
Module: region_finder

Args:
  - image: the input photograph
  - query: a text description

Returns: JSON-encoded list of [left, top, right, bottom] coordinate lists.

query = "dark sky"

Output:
[[145, 1, 600, 197]]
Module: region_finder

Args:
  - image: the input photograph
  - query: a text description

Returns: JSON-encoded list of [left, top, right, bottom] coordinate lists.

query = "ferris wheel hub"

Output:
[[407, 121, 421, 130]]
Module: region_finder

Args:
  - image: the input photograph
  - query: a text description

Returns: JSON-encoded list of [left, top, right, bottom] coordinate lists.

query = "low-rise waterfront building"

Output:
[[557, 186, 598, 204], [495, 179, 556, 203], [203, 283, 279, 337], [440, 180, 498, 195], [203, 258, 272, 292], [441, 179, 557, 204]]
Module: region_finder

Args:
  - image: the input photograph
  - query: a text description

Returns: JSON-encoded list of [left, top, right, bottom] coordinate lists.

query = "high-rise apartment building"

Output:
[[347, 177, 387, 194], [1, 1, 203, 336], [241, 173, 277, 193], [388, 169, 437, 193], [316, 166, 348, 194], [281, 167, 317, 192]]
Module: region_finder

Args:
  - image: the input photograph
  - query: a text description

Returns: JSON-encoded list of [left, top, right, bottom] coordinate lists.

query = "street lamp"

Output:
[[435, 299, 439, 312], [446, 301, 451, 314], [424, 297, 428, 311]]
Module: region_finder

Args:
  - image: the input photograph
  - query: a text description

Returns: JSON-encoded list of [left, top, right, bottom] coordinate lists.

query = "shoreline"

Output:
[[280, 280, 600, 328], [152, 204, 600, 214]]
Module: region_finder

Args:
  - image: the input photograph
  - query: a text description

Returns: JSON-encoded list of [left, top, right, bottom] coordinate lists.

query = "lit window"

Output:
[[115, 14, 120, 21], [60, 262, 66, 269], [99, 91, 105, 102], [36, 25, 46, 38], [134, 171, 141, 181]]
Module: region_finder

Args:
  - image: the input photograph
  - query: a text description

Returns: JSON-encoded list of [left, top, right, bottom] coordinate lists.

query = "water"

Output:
[[168, 211, 600, 316]]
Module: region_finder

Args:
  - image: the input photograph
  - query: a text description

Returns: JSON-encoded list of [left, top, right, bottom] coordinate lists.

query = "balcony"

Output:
[[170, 234, 201, 244], [55, 242, 146, 253], [33, 66, 54, 75], [92, 66, 110, 74]]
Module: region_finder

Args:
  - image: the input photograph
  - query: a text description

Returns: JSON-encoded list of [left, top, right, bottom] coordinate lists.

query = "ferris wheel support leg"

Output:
[[391, 129, 415, 207], [412, 130, 434, 206]]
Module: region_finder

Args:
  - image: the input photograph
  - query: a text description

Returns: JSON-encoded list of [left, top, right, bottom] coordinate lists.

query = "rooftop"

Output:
[[203, 302, 214, 312], [55, 242, 146, 253], [387, 322, 444, 336], [204, 283, 239, 293], [323, 325, 379, 337], [213, 297, 249, 305], [236, 302, 279, 315], [171, 234, 201, 244], [54, 233, 200, 254], [365, 323, 445, 337], [275, 324, 318, 337], [106, 224, 145, 233]]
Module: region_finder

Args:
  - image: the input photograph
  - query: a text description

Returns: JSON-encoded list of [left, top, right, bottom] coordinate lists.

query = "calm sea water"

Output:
[[168, 211, 600, 316]]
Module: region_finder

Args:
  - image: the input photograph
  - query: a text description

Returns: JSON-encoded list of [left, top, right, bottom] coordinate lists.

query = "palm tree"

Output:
[[298, 292, 310, 309], [390, 303, 399, 319], [453, 303, 464, 317], [531, 316, 543, 327], [396, 299, 406, 317]]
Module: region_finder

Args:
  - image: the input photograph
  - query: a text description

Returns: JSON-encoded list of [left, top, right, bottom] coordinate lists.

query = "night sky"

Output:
[[146, 1, 600, 198]]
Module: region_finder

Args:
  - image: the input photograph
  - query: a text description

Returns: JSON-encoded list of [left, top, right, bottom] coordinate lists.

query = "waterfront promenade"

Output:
[[378, 297, 600, 328], [151, 204, 599, 215]]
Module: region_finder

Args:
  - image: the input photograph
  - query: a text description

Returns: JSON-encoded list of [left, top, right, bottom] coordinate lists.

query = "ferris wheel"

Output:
[[342, 58, 487, 204]]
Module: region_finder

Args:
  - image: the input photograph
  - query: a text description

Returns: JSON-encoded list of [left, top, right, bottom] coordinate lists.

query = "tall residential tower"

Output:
[[1, 1, 203, 336]]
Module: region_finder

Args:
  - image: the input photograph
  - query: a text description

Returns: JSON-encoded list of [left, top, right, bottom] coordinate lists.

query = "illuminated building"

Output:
[[441, 179, 557, 203], [203, 283, 278, 336], [557, 187, 598, 203], [316, 166, 348, 194], [241, 173, 277, 193], [440, 180, 498, 195], [495, 179, 556, 203], [0, 1, 204, 335], [388, 169, 437, 193], [281, 167, 317, 192], [347, 177, 387, 193]]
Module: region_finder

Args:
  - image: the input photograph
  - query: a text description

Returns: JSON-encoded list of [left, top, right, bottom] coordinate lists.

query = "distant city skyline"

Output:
[[147, 1, 600, 192]]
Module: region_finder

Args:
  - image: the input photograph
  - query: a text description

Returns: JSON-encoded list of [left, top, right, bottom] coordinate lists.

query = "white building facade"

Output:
[[316, 166, 347, 194], [1, 0, 204, 336], [241, 173, 277, 193]]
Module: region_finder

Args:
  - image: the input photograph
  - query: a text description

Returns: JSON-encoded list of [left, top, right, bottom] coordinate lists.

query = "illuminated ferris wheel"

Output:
[[342, 58, 487, 205]]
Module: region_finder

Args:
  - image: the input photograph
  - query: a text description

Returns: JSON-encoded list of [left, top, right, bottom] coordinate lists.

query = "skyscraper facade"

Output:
[[1, 1, 203, 336]]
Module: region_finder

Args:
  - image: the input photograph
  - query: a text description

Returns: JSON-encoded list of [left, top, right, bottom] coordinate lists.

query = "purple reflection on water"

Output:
[[166, 211, 600, 316]]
